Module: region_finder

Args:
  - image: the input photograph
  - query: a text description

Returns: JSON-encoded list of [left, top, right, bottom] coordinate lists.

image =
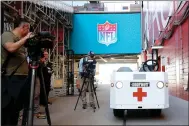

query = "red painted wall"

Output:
[[52, 28, 64, 53], [159, 18, 188, 101], [142, 1, 189, 101]]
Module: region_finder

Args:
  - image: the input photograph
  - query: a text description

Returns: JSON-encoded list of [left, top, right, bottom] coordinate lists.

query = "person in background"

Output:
[[40, 51, 53, 105], [35, 51, 53, 119], [78, 51, 96, 109], [1, 18, 32, 125]]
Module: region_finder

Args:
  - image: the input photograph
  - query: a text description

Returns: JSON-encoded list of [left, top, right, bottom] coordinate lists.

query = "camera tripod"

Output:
[[21, 61, 51, 126], [74, 73, 100, 112]]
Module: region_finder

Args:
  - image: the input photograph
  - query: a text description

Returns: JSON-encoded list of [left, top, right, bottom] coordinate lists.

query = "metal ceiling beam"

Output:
[[74, 54, 139, 61], [97, 60, 138, 64], [99, 56, 107, 62]]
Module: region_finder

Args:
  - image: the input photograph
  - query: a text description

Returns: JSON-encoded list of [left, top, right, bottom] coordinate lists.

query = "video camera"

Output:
[[25, 31, 55, 61], [83, 58, 97, 77]]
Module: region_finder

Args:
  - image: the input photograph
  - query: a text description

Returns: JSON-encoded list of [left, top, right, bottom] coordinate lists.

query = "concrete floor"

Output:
[[34, 85, 188, 125]]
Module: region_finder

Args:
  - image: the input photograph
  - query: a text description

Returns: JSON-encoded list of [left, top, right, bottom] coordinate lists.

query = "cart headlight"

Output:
[[165, 83, 168, 87], [157, 81, 164, 89], [111, 83, 114, 87], [116, 81, 123, 89]]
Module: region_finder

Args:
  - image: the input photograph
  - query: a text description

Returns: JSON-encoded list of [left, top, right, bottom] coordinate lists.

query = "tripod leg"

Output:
[[88, 79, 96, 112], [39, 67, 51, 126], [74, 77, 86, 110], [27, 68, 37, 126], [22, 106, 28, 126], [91, 77, 100, 109], [86, 81, 89, 92], [88, 80, 94, 105]]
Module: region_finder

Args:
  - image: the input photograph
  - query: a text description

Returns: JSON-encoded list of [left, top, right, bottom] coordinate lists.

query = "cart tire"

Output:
[[113, 109, 124, 117], [150, 109, 162, 117]]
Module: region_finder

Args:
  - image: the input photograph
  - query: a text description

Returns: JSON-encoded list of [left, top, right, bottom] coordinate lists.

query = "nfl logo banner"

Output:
[[97, 21, 117, 46]]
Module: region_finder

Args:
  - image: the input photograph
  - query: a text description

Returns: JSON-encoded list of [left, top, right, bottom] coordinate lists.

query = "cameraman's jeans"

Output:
[[1, 75, 29, 126], [79, 75, 94, 105], [20, 77, 40, 116]]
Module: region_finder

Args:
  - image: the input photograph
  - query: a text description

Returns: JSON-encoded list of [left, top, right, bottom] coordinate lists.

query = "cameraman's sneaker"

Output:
[[48, 101, 52, 105], [34, 106, 40, 114], [90, 103, 96, 109], [82, 104, 87, 109]]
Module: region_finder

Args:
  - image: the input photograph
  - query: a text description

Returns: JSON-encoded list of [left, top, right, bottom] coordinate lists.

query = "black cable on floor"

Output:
[[123, 110, 127, 126]]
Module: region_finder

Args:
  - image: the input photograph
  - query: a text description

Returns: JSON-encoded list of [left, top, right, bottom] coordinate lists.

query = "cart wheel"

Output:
[[113, 109, 124, 117], [150, 109, 162, 117]]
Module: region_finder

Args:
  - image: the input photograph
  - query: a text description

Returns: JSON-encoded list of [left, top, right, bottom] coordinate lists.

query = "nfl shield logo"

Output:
[[97, 21, 117, 46]]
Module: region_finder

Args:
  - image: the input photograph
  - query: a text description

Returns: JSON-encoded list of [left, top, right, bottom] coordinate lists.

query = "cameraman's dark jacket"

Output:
[[40, 61, 53, 105]]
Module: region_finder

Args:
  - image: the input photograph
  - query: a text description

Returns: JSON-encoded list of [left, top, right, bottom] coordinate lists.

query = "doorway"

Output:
[[98, 63, 138, 84]]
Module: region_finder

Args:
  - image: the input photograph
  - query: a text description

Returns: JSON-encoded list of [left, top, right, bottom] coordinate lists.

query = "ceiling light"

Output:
[[152, 46, 164, 49]]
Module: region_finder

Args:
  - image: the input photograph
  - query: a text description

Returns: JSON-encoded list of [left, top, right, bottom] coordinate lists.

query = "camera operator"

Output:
[[1, 18, 33, 125], [78, 51, 96, 109]]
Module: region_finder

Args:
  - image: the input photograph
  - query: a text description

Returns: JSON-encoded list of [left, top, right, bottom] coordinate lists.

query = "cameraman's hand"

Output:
[[40, 57, 46, 63], [21, 32, 34, 44], [25, 32, 34, 39]]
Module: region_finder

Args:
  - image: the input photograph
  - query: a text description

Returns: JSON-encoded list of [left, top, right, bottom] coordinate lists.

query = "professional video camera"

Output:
[[24, 31, 55, 61], [83, 58, 97, 77]]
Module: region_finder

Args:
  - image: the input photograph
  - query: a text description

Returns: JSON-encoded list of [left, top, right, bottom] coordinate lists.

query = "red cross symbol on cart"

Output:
[[133, 88, 147, 102]]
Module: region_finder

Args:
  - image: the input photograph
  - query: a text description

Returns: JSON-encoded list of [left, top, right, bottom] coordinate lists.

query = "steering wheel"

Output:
[[142, 59, 159, 72]]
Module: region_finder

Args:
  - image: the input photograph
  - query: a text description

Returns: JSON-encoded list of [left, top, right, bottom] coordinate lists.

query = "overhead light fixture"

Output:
[[152, 45, 164, 49]]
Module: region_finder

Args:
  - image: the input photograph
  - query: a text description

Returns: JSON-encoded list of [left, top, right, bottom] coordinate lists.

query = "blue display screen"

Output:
[[70, 13, 141, 54]]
